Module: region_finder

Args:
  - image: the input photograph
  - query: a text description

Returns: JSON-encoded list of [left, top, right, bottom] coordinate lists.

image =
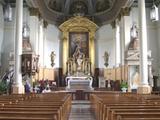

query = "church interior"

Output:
[[1, 0, 160, 119]]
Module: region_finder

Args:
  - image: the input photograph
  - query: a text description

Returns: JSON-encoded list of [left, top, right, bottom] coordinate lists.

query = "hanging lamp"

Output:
[[150, 0, 159, 22], [4, 0, 12, 22]]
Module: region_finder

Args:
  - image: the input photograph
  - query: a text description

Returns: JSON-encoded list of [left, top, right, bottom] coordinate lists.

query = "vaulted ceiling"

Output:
[[27, 0, 132, 26], [2, 0, 160, 26]]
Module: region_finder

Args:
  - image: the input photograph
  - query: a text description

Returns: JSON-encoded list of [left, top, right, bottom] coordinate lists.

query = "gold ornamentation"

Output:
[[29, 8, 40, 16], [59, 16, 98, 74]]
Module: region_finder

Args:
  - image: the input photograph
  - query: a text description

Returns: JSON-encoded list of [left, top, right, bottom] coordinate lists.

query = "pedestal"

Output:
[[137, 84, 151, 94], [12, 85, 24, 94]]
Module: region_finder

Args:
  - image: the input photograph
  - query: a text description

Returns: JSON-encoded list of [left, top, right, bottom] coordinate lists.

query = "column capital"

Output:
[[117, 7, 131, 21], [29, 8, 40, 16], [120, 7, 131, 16], [110, 20, 116, 29], [43, 20, 48, 28]]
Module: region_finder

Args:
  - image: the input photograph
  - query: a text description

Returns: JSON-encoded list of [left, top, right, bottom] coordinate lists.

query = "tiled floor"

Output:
[[69, 100, 96, 120]]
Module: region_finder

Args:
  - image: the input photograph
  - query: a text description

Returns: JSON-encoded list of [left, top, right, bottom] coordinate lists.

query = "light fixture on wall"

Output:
[[4, 0, 12, 22], [22, 23, 30, 39], [150, 0, 159, 22]]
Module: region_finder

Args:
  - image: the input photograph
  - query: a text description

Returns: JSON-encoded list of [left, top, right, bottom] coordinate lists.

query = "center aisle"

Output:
[[69, 100, 96, 120]]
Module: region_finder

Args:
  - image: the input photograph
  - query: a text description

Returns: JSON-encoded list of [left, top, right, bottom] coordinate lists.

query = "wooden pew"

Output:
[[90, 92, 160, 120], [0, 92, 72, 120]]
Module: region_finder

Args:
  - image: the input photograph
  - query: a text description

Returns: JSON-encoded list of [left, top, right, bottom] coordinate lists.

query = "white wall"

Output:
[[156, 5, 160, 76], [44, 24, 60, 68], [146, 8, 159, 76], [1, 8, 16, 74], [96, 24, 115, 68]]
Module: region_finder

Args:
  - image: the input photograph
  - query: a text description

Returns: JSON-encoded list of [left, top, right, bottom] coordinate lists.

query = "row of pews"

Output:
[[90, 91, 160, 120], [0, 92, 72, 120]]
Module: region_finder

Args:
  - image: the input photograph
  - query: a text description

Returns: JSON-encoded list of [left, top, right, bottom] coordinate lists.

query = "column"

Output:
[[137, 0, 151, 94], [120, 8, 131, 65], [111, 20, 121, 67], [42, 20, 48, 79], [29, 8, 39, 55], [38, 20, 44, 67], [12, 0, 24, 94]]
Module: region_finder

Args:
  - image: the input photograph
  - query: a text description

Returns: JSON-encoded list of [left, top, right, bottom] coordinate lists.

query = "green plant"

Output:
[[0, 81, 7, 93], [120, 81, 128, 88]]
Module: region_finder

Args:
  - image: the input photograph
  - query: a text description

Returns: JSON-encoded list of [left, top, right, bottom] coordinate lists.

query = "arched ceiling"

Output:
[[4, 0, 160, 26], [29, 0, 132, 26]]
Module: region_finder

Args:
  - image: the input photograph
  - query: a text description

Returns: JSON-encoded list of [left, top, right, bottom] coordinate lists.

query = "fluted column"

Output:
[[111, 20, 121, 68], [12, 0, 24, 94], [113, 21, 121, 67], [137, 0, 151, 94], [121, 8, 131, 65]]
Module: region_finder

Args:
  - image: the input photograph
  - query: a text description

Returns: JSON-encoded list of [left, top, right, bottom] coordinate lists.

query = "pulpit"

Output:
[[21, 52, 39, 76]]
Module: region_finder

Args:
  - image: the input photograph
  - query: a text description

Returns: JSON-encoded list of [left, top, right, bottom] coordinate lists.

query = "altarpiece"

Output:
[[59, 16, 98, 91], [59, 16, 98, 76]]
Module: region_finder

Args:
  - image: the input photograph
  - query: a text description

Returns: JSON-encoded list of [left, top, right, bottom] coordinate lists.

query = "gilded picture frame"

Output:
[[69, 32, 89, 58]]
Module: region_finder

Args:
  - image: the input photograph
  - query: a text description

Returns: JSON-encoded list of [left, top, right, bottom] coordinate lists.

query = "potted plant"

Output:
[[0, 81, 7, 95], [120, 81, 128, 92]]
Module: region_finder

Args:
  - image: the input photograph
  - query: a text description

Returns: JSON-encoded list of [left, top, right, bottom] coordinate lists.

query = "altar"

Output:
[[66, 76, 93, 91]]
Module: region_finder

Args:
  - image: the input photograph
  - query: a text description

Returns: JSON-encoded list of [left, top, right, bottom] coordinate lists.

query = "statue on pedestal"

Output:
[[50, 51, 56, 67], [129, 23, 139, 50], [103, 51, 109, 67]]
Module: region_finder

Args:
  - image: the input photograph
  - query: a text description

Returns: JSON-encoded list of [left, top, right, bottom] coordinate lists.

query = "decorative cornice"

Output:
[[110, 20, 116, 29], [29, 8, 40, 16], [59, 16, 99, 32], [120, 7, 131, 16], [43, 20, 48, 28], [116, 7, 131, 21]]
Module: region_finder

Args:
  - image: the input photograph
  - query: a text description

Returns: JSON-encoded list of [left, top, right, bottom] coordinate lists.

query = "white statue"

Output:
[[73, 45, 85, 72]]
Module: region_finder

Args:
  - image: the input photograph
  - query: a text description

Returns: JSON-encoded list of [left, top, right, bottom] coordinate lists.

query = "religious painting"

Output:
[[69, 32, 89, 58]]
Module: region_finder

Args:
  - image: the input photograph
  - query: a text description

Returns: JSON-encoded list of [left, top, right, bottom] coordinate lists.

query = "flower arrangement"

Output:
[[120, 81, 128, 88]]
